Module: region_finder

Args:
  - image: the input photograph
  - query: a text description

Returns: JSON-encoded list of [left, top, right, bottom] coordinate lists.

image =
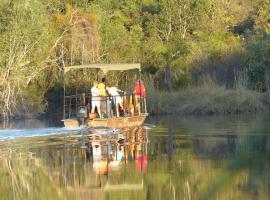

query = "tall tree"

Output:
[[143, 0, 208, 91], [0, 0, 52, 118]]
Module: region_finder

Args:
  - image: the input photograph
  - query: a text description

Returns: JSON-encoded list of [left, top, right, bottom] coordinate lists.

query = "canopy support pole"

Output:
[[62, 44, 66, 120], [139, 69, 142, 115]]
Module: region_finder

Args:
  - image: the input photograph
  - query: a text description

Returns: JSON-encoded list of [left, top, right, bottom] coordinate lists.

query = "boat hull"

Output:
[[63, 114, 148, 128]]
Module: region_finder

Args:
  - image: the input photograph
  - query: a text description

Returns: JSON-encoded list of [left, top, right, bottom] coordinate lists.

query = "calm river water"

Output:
[[0, 115, 270, 200]]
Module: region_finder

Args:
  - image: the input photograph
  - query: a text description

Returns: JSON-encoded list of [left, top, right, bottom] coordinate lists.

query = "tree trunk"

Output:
[[164, 64, 173, 92]]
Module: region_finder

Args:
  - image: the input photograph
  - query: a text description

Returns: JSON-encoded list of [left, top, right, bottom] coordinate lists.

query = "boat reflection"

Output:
[[86, 126, 148, 177], [3, 116, 270, 199], [0, 126, 149, 200]]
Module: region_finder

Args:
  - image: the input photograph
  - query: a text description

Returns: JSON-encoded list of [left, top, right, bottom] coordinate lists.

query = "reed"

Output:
[[147, 83, 265, 115]]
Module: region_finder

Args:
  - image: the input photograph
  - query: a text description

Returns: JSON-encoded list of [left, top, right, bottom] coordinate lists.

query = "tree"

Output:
[[245, 0, 270, 91], [0, 0, 53, 119], [142, 0, 208, 91]]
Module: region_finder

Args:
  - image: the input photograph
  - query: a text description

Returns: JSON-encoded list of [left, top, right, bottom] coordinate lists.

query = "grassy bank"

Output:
[[1, 85, 270, 121], [147, 85, 270, 115]]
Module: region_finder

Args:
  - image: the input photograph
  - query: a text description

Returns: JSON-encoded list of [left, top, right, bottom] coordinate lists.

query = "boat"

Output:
[[62, 63, 148, 128]]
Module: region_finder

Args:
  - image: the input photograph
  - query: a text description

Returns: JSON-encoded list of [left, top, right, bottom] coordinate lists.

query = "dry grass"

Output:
[[147, 84, 266, 115]]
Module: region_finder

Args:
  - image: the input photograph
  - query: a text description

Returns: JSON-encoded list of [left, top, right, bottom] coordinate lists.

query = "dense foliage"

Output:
[[0, 0, 269, 118]]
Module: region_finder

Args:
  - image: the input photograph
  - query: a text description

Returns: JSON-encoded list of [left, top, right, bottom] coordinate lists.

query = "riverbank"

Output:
[[1, 85, 270, 122], [147, 85, 270, 115]]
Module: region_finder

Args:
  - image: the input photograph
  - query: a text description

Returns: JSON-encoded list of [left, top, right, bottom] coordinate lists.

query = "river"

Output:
[[0, 114, 270, 200]]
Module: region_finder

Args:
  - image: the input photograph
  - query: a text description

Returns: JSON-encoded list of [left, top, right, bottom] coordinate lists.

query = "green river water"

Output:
[[0, 115, 270, 200]]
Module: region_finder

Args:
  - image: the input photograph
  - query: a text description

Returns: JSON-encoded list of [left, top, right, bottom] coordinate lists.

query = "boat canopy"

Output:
[[64, 63, 141, 74]]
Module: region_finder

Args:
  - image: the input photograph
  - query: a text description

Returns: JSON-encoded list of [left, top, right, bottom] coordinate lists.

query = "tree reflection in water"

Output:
[[0, 126, 149, 200], [1, 119, 270, 200]]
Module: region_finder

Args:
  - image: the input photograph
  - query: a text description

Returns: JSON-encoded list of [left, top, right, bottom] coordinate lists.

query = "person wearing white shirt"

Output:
[[107, 86, 124, 117], [91, 81, 101, 117]]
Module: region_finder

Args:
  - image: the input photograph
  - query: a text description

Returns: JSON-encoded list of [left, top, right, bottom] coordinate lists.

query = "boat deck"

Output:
[[63, 113, 148, 128]]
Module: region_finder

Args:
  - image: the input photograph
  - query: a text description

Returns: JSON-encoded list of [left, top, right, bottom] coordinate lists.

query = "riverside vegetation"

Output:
[[0, 0, 269, 119]]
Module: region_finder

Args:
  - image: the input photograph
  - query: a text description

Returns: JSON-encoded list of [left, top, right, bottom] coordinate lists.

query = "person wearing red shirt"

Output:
[[134, 80, 146, 97], [133, 80, 146, 115]]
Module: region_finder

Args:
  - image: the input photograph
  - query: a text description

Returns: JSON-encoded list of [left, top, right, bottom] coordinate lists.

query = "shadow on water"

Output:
[[1, 114, 270, 199]]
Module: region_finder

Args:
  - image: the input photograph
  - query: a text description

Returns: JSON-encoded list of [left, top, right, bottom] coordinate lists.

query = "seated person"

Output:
[[106, 86, 124, 117]]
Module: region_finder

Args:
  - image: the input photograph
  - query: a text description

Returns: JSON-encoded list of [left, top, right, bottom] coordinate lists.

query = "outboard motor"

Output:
[[77, 106, 88, 125]]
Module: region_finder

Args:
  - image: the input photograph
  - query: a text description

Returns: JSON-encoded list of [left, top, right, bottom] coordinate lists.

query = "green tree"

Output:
[[142, 0, 208, 91], [0, 0, 53, 118], [245, 0, 270, 91]]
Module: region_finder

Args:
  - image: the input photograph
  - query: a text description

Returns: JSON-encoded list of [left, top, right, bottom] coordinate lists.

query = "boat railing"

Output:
[[64, 93, 147, 119]]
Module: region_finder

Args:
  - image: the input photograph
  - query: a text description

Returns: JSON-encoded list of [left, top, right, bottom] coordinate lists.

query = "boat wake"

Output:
[[0, 122, 156, 140], [144, 123, 156, 129], [0, 127, 84, 140]]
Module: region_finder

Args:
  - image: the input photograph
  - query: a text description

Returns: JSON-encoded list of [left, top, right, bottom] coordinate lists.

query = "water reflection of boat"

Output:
[[0, 126, 149, 198], [85, 126, 148, 190]]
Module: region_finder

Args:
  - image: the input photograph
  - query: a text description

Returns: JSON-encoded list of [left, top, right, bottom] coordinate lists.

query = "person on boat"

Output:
[[133, 80, 146, 115], [98, 77, 106, 96], [98, 77, 107, 117], [91, 81, 101, 118], [134, 80, 146, 97], [106, 86, 124, 117]]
